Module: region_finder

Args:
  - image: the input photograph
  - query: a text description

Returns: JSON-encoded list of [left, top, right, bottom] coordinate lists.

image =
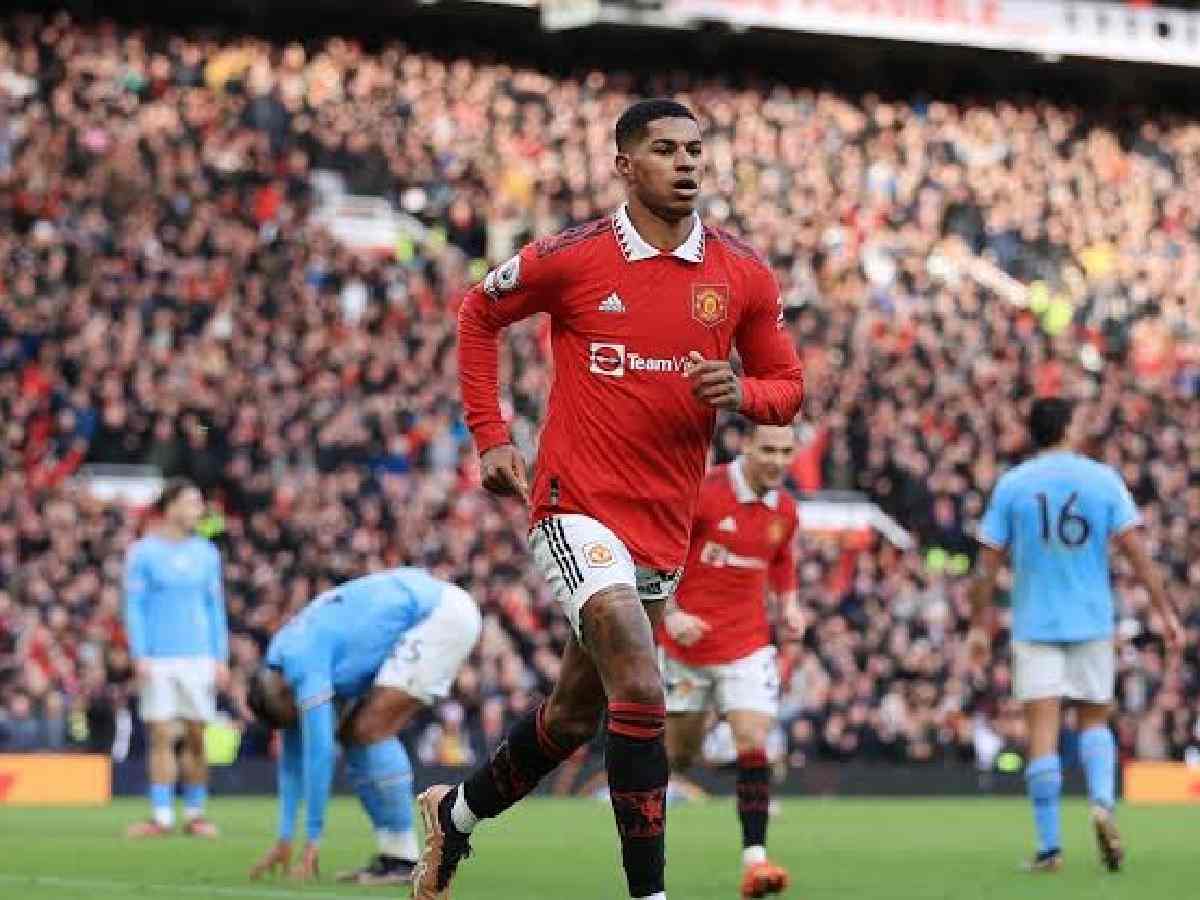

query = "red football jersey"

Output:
[[458, 206, 804, 570], [658, 460, 798, 666]]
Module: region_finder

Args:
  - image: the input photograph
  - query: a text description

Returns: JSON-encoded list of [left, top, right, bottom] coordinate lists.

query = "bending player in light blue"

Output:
[[969, 398, 1182, 873], [246, 568, 482, 885]]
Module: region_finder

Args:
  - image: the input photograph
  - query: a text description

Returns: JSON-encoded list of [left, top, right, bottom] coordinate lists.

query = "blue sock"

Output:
[[149, 783, 174, 826], [182, 783, 208, 819], [1026, 754, 1063, 855], [345, 738, 415, 857], [1079, 726, 1117, 811]]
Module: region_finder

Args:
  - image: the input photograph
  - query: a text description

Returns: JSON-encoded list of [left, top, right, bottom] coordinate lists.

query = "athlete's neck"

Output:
[[741, 459, 771, 498], [1039, 441, 1074, 456], [625, 196, 694, 252], [156, 523, 189, 542]]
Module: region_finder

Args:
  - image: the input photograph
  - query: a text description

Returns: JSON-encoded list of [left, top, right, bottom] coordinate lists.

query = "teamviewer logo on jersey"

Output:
[[590, 342, 626, 378]]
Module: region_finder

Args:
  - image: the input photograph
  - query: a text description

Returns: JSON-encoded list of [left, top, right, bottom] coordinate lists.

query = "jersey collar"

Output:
[[612, 204, 705, 264], [730, 457, 779, 509]]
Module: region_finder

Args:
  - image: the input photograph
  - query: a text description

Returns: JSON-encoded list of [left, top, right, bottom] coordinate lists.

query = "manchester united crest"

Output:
[[767, 518, 787, 545], [691, 284, 729, 327]]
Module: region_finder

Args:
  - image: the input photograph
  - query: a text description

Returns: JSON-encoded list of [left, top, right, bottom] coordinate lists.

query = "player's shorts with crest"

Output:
[[1012, 638, 1115, 704], [139, 657, 217, 723], [375, 583, 483, 704], [529, 513, 682, 639], [662, 645, 780, 717]]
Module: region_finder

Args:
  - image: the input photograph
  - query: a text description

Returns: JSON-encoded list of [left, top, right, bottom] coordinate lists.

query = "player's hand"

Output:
[[480, 444, 530, 505], [665, 610, 710, 647], [779, 602, 808, 642], [248, 839, 292, 880], [133, 658, 152, 688], [288, 843, 320, 882], [965, 627, 990, 668], [685, 351, 742, 411], [214, 662, 230, 692]]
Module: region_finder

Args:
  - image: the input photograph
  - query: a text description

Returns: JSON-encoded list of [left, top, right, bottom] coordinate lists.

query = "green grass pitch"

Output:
[[0, 796, 1196, 899]]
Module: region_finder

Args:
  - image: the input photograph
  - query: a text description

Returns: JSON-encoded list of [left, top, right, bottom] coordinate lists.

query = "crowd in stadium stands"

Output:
[[1, 12, 1198, 772]]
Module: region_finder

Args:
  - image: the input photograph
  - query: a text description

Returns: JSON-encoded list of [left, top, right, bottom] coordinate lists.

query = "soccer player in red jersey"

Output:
[[412, 99, 804, 900], [658, 424, 805, 899]]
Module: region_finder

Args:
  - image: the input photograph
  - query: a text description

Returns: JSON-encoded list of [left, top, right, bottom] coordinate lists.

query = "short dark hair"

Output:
[[615, 99, 697, 151], [155, 477, 197, 514], [1029, 398, 1075, 449], [246, 666, 290, 729]]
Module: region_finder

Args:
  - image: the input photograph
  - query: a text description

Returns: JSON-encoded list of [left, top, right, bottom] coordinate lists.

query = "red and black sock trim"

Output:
[[606, 702, 668, 898], [736, 748, 770, 849], [461, 702, 584, 822], [608, 701, 667, 740]]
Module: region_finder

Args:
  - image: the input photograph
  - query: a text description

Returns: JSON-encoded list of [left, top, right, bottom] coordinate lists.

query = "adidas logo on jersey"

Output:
[[598, 292, 626, 313], [717, 516, 737, 533]]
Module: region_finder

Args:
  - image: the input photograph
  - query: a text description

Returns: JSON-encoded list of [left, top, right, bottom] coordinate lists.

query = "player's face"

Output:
[[744, 425, 797, 492], [617, 118, 703, 221], [167, 487, 205, 532]]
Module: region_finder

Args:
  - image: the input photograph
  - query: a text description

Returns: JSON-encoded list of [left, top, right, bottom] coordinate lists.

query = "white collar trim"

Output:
[[612, 204, 705, 263], [730, 457, 779, 509]]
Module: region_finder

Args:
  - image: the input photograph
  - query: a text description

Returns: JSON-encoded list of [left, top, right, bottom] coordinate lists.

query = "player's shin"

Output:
[[607, 701, 668, 900], [345, 738, 418, 861], [448, 701, 580, 835], [1025, 755, 1063, 855], [1079, 726, 1117, 811], [735, 749, 771, 865]]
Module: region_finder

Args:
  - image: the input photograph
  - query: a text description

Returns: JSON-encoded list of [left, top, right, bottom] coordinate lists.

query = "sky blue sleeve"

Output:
[[277, 725, 302, 841], [978, 476, 1012, 549], [1109, 472, 1141, 536], [205, 546, 229, 662], [300, 700, 336, 843], [123, 544, 149, 659]]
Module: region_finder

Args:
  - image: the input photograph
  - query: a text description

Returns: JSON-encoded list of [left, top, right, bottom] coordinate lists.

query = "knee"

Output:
[[733, 729, 769, 756], [543, 696, 603, 749], [606, 666, 665, 709], [185, 725, 207, 755], [346, 709, 397, 747]]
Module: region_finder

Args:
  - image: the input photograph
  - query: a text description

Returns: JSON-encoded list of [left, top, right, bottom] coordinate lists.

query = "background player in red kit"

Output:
[[659, 423, 805, 899], [413, 100, 804, 900]]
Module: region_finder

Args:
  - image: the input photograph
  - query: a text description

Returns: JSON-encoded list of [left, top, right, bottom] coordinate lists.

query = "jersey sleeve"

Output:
[[299, 701, 336, 843], [768, 513, 799, 595], [281, 636, 335, 714], [978, 476, 1013, 549], [122, 543, 149, 660], [457, 243, 564, 455], [1108, 471, 1141, 536], [277, 725, 302, 841], [205, 545, 229, 663], [734, 266, 805, 426]]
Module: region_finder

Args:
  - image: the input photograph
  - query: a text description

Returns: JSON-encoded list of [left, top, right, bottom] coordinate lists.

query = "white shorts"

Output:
[[528, 514, 682, 639], [663, 645, 780, 717], [375, 584, 483, 705], [1012, 639, 1115, 704], [139, 657, 217, 723]]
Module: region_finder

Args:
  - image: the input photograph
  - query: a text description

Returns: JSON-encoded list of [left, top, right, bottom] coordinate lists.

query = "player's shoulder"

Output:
[[704, 225, 772, 273], [188, 535, 221, 558], [532, 216, 612, 260]]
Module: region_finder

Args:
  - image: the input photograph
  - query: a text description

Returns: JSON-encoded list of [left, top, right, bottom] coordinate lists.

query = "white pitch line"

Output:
[[0, 873, 383, 899]]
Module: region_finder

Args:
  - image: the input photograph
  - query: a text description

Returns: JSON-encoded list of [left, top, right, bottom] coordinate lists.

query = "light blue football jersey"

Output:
[[979, 452, 1139, 643], [264, 567, 444, 709]]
